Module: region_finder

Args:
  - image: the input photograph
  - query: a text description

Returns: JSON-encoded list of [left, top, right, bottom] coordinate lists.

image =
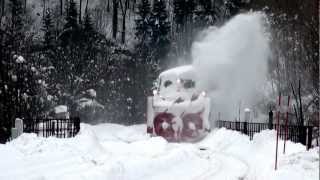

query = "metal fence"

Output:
[[215, 120, 315, 149], [23, 117, 81, 138]]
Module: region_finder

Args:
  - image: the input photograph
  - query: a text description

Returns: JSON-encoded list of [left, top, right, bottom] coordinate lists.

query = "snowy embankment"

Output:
[[0, 123, 318, 180]]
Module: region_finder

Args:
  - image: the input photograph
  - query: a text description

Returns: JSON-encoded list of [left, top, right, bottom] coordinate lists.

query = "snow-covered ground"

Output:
[[0, 123, 318, 180]]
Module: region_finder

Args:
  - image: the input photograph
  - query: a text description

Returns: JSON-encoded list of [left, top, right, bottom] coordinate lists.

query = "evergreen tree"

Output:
[[225, 0, 243, 17], [132, 0, 156, 125], [173, 0, 194, 59], [0, 0, 26, 142], [173, 0, 184, 26], [174, 0, 194, 27], [9, 0, 25, 53], [150, 0, 171, 69], [82, 10, 96, 42], [134, 0, 152, 60], [59, 0, 80, 45], [41, 9, 55, 51]]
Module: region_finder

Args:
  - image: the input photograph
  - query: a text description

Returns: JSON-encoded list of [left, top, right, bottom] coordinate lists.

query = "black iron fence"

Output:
[[215, 120, 316, 149], [23, 117, 80, 138]]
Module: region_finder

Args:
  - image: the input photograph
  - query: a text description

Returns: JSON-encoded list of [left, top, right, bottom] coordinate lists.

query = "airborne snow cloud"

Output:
[[192, 12, 271, 122]]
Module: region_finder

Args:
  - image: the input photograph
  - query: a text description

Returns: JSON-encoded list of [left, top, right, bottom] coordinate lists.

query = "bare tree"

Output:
[[1, 0, 5, 18], [60, 0, 63, 15], [85, 0, 88, 12], [24, 0, 26, 13], [79, 0, 82, 23], [112, 0, 118, 39], [119, 0, 129, 44], [43, 0, 46, 17], [107, 0, 110, 12]]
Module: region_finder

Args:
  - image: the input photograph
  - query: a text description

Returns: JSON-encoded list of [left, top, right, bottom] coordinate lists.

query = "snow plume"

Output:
[[192, 12, 270, 122]]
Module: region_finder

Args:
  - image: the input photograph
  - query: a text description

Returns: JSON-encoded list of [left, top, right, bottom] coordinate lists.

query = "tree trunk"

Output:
[[1, 0, 4, 18], [298, 80, 304, 126], [107, 0, 110, 12], [66, 0, 69, 14], [85, 0, 89, 13], [79, 0, 82, 23], [132, 0, 136, 10], [112, 0, 118, 39], [121, 14, 125, 44], [43, 0, 45, 17], [60, 0, 63, 15]]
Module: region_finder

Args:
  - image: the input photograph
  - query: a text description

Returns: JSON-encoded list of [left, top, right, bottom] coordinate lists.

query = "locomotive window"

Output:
[[183, 80, 195, 89], [164, 80, 172, 88]]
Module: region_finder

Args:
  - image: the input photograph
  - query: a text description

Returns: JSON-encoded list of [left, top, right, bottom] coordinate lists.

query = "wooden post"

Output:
[[268, 110, 273, 129], [243, 121, 247, 135], [283, 95, 290, 154], [306, 126, 313, 150], [51, 122, 55, 136], [243, 108, 250, 135], [275, 93, 281, 170]]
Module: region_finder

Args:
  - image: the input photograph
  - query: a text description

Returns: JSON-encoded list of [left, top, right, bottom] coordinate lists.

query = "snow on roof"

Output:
[[77, 98, 104, 110], [15, 56, 25, 63], [54, 105, 68, 114], [86, 89, 97, 98], [159, 65, 195, 78], [244, 108, 251, 112]]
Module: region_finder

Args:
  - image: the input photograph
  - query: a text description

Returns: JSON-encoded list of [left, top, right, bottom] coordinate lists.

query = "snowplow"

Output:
[[147, 65, 211, 142]]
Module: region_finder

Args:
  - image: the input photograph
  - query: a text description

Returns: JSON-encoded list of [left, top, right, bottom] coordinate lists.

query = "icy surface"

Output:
[[0, 124, 318, 180]]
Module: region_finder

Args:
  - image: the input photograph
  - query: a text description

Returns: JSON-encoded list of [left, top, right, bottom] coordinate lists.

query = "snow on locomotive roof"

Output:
[[54, 105, 68, 114], [159, 65, 195, 78]]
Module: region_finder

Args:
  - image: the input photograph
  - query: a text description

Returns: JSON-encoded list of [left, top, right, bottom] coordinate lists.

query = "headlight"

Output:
[[153, 89, 158, 96], [201, 91, 206, 97], [177, 78, 181, 84]]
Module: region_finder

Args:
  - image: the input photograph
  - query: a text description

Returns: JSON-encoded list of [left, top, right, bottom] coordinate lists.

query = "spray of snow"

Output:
[[192, 12, 270, 121]]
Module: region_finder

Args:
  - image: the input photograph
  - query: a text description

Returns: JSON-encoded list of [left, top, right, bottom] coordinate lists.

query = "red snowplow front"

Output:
[[146, 65, 211, 142]]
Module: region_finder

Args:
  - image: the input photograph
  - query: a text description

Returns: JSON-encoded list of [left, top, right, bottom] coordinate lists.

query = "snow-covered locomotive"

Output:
[[147, 65, 211, 142]]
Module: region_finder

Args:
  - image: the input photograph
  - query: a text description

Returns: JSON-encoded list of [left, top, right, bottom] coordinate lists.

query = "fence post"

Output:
[[15, 118, 23, 136], [306, 126, 313, 150], [275, 93, 281, 170], [283, 95, 290, 154], [299, 126, 307, 146], [51, 122, 55, 136], [11, 118, 23, 139], [244, 108, 250, 135], [236, 121, 240, 131], [243, 121, 248, 135], [269, 110, 273, 129], [75, 117, 80, 135]]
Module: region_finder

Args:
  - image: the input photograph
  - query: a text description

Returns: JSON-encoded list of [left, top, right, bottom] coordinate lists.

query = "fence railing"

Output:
[[215, 120, 316, 149], [23, 117, 81, 138]]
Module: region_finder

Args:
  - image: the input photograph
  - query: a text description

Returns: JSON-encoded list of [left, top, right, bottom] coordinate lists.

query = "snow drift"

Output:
[[0, 123, 318, 180], [192, 12, 270, 122]]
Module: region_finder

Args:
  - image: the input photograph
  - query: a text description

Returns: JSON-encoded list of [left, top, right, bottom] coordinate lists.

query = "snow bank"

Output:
[[198, 128, 318, 180], [0, 124, 318, 180]]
